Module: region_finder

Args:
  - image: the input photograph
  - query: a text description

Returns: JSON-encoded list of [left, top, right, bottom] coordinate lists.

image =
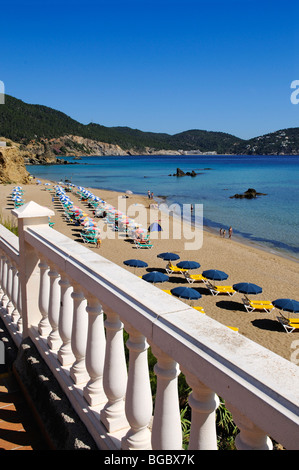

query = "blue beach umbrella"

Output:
[[171, 286, 202, 300], [142, 271, 169, 283], [157, 252, 180, 261], [272, 298, 299, 314], [148, 222, 162, 232], [202, 269, 228, 281], [232, 282, 262, 295], [176, 261, 200, 270], [124, 259, 148, 269]]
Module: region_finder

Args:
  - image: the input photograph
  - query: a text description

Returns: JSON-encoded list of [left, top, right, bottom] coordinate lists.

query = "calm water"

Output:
[[27, 155, 299, 260]]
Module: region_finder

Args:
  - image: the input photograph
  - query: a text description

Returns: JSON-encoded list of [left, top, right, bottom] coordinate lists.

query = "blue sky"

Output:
[[1, 0, 298, 139]]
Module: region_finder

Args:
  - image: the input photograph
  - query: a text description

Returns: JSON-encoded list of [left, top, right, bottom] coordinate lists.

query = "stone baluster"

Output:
[[57, 275, 75, 366], [1, 255, 9, 309], [16, 272, 23, 333], [100, 309, 128, 433], [150, 345, 182, 450], [226, 403, 273, 450], [83, 294, 106, 406], [47, 265, 61, 350], [38, 258, 51, 337], [0, 252, 4, 298], [11, 263, 20, 324], [70, 285, 89, 384], [6, 258, 14, 315], [121, 322, 152, 450], [182, 370, 219, 449]]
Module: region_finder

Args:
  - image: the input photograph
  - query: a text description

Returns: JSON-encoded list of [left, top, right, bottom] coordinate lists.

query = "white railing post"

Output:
[[0, 252, 4, 298], [38, 258, 51, 337], [183, 370, 219, 450], [100, 309, 128, 433], [6, 257, 14, 315], [16, 271, 22, 333], [57, 275, 75, 366], [70, 284, 89, 385], [47, 265, 61, 351], [11, 263, 19, 323], [1, 255, 9, 309], [83, 294, 106, 406], [121, 322, 152, 450], [227, 403, 273, 450], [150, 345, 182, 450], [12, 201, 55, 337]]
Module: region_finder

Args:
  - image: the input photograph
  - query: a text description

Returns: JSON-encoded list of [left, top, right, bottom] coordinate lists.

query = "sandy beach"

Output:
[[2, 179, 299, 363]]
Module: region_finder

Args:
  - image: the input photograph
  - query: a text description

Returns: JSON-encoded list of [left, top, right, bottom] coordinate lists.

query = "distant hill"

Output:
[[0, 95, 299, 155]]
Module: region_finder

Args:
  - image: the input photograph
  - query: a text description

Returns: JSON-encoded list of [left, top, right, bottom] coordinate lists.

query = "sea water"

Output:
[[27, 154, 299, 260]]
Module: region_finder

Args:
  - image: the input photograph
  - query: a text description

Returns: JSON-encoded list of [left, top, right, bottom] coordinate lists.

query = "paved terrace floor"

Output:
[[0, 368, 49, 450]]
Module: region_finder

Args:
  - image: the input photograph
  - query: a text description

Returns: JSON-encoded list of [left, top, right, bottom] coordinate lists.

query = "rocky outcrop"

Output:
[[170, 167, 200, 177], [0, 147, 31, 184], [230, 188, 267, 199]]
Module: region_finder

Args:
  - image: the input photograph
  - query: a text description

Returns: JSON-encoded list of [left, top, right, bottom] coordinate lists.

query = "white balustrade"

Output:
[[38, 258, 51, 337], [121, 322, 152, 450], [11, 263, 19, 323], [70, 285, 89, 384], [101, 309, 128, 433], [182, 370, 219, 450], [83, 294, 106, 406], [0, 202, 297, 451], [6, 258, 14, 315], [47, 264, 62, 350], [150, 345, 182, 450], [1, 255, 8, 309], [57, 274, 75, 366], [226, 402, 273, 450]]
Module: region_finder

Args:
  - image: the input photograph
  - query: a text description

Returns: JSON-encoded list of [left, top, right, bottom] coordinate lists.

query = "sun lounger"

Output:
[[165, 263, 188, 275], [80, 232, 98, 245], [226, 326, 239, 332], [184, 272, 207, 284], [206, 281, 235, 296], [277, 314, 299, 333], [134, 239, 153, 249], [192, 306, 205, 314], [242, 297, 274, 313]]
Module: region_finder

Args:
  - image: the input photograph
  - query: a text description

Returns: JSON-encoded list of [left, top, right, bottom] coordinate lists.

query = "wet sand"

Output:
[[2, 179, 299, 363]]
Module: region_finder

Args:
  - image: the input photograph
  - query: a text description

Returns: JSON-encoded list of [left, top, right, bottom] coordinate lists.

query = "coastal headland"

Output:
[[2, 178, 299, 364]]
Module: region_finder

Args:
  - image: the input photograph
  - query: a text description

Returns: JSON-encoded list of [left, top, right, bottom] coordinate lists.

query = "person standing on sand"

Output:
[[229, 226, 232, 238]]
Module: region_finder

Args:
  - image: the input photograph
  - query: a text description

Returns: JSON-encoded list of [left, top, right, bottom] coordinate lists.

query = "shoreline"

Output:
[[2, 178, 299, 363]]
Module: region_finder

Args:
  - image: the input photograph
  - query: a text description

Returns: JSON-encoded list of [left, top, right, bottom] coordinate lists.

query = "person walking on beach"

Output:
[[229, 226, 233, 239], [148, 190, 151, 199]]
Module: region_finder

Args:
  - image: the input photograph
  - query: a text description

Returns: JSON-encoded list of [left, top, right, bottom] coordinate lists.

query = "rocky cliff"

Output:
[[0, 146, 31, 184]]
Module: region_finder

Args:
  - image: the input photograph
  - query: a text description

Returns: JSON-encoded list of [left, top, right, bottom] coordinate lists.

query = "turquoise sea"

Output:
[[27, 155, 299, 261]]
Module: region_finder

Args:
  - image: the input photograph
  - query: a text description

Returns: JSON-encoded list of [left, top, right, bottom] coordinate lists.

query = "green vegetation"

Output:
[[0, 94, 242, 153], [1, 95, 298, 155], [0, 212, 18, 235]]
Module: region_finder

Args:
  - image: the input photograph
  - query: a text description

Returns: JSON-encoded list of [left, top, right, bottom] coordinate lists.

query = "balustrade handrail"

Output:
[[0, 205, 298, 450]]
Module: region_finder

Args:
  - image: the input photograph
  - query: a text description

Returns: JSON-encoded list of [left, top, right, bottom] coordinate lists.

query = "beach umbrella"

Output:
[[176, 261, 200, 270], [142, 271, 169, 284], [272, 298, 299, 315], [148, 222, 162, 232], [232, 282, 262, 295], [202, 269, 228, 281], [157, 252, 180, 261], [124, 259, 148, 269], [171, 286, 202, 300]]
